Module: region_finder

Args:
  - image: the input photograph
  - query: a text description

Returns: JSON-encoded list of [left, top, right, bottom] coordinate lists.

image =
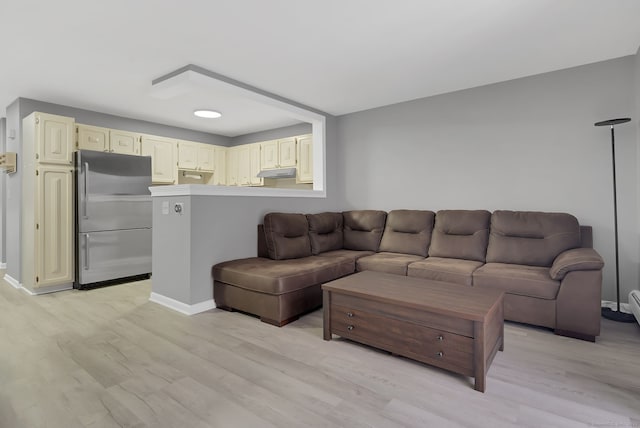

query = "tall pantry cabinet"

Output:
[[21, 112, 75, 292]]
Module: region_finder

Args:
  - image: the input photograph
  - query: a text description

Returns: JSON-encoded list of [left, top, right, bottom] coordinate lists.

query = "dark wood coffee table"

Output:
[[322, 271, 504, 392]]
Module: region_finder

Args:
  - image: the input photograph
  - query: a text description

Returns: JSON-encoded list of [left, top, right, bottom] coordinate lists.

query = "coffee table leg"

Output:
[[474, 320, 486, 392], [323, 290, 331, 341]]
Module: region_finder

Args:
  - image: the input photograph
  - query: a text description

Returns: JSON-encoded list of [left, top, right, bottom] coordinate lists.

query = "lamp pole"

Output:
[[594, 117, 635, 323]]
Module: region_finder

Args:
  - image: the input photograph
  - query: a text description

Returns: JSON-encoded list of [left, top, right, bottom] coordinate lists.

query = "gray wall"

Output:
[[3, 98, 231, 283], [0, 118, 5, 266], [336, 56, 638, 303], [152, 116, 339, 304], [230, 122, 312, 146], [5, 100, 20, 280]]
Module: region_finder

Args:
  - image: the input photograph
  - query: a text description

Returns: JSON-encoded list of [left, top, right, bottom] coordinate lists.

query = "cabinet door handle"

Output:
[[347, 312, 353, 317], [437, 335, 444, 341], [435, 351, 443, 358], [347, 325, 354, 331], [84, 234, 90, 270], [82, 162, 89, 219]]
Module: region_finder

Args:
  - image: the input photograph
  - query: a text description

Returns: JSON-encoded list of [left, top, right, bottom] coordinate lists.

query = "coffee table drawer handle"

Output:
[[347, 325, 354, 331], [347, 312, 353, 317], [436, 351, 444, 358], [437, 335, 444, 341]]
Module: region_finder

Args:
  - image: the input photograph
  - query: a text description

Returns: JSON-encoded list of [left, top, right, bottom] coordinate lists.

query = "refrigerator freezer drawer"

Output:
[[77, 228, 151, 286]]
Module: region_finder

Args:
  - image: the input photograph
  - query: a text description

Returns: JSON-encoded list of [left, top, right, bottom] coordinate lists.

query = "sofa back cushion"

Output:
[[343, 210, 387, 251], [378, 210, 435, 257], [263, 213, 312, 260], [486, 211, 581, 267], [428, 210, 491, 262], [306, 212, 344, 255]]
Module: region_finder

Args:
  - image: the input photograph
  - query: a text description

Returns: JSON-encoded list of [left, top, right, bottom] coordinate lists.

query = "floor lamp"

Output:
[[594, 117, 636, 323]]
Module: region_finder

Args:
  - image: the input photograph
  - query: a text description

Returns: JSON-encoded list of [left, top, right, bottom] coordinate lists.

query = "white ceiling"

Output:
[[1, 0, 640, 137]]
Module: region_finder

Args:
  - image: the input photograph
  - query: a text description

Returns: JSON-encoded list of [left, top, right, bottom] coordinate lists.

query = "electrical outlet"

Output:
[[174, 202, 184, 215]]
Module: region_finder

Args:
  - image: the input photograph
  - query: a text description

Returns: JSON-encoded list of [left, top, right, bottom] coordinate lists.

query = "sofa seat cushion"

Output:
[[356, 252, 425, 276], [317, 249, 375, 262], [473, 263, 560, 300], [212, 257, 354, 295], [407, 257, 483, 286]]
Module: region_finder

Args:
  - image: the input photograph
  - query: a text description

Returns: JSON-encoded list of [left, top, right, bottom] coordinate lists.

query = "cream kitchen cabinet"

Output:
[[36, 113, 75, 166], [178, 141, 216, 172], [237, 145, 251, 186], [226, 147, 239, 185], [177, 140, 198, 170], [22, 112, 75, 292], [296, 134, 313, 183], [249, 143, 263, 186], [141, 135, 177, 184], [109, 130, 140, 155], [198, 144, 215, 172], [77, 125, 140, 155], [77, 124, 109, 152], [212, 146, 226, 185], [261, 137, 296, 169]]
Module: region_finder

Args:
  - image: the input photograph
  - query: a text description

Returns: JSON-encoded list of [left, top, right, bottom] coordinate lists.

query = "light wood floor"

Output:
[[1, 272, 639, 428]]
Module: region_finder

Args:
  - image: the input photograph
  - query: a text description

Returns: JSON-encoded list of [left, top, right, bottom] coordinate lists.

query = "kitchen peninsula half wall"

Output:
[[148, 183, 339, 315]]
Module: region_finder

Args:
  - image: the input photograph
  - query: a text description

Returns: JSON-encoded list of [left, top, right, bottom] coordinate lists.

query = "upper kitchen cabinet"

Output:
[[177, 140, 198, 170], [141, 135, 177, 184], [296, 134, 313, 183], [178, 140, 216, 172], [76, 125, 140, 155], [249, 143, 263, 186], [198, 144, 215, 172], [226, 147, 239, 186], [261, 137, 296, 169], [212, 146, 226, 185], [109, 130, 140, 155], [76, 124, 109, 152], [35, 113, 74, 165]]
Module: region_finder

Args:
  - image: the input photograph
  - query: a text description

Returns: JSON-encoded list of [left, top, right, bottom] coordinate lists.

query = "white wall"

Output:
[[336, 57, 638, 303]]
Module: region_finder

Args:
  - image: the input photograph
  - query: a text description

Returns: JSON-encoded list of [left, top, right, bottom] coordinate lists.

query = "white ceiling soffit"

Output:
[[149, 66, 313, 137], [0, 0, 639, 134]]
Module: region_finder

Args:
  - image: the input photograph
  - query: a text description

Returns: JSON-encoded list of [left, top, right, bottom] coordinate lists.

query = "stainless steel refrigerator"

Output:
[[75, 150, 152, 289]]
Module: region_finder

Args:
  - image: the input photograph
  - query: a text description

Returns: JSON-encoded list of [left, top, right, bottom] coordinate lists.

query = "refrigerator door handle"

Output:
[[83, 162, 89, 219], [84, 233, 90, 270]]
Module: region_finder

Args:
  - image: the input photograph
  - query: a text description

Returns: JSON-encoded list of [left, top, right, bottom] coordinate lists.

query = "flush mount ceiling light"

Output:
[[193, 109, 222, 119]]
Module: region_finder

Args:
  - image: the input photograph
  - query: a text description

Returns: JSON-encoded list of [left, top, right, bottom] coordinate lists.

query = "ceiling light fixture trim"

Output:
[[193, 109, 222, 119]]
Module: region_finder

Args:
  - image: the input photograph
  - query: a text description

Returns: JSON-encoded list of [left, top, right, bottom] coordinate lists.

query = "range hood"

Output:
[[257, 168, 296, 179]]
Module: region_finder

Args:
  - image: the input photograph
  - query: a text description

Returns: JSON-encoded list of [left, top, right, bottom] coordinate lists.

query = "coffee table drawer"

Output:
[[332, 293, 474, 337], [331, 304, 474, 375]]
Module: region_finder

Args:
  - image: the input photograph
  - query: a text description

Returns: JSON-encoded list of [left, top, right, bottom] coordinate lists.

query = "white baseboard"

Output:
[[4, 274, 21, 289], [22, 283, 73, 295], [149, 292, 216, 315], [0, 263, 6, 269]]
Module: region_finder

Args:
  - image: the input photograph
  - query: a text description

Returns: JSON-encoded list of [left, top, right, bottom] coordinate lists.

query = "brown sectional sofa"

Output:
[[212, 209, 604, 341]]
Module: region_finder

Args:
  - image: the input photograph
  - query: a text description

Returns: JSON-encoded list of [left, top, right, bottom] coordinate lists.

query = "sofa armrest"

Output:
[[549, 248, 604, 280]]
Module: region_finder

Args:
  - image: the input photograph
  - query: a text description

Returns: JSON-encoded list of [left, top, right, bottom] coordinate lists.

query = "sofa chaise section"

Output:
[[213, 213, 355, 326]]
